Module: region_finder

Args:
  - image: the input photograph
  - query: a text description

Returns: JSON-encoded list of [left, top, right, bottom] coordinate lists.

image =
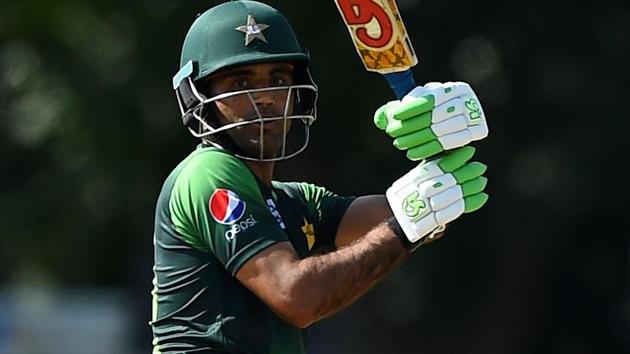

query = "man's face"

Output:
[[205, 62, 295, 159]]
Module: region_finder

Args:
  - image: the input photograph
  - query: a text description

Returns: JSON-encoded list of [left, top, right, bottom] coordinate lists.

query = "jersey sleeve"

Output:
[[296, 183, 356, 252], [168, 150, 287, 275]]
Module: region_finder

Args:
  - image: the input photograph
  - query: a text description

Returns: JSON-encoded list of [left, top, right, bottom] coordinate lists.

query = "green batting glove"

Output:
[[374, 82, 489, 161], [387, 146, 489, 248]]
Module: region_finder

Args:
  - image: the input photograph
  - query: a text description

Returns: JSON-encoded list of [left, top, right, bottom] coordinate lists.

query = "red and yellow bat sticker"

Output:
[[335, 0, 418, 73]]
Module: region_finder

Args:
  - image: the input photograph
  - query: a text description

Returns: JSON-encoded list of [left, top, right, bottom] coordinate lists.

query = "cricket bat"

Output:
[[333, 0, 418, 99]]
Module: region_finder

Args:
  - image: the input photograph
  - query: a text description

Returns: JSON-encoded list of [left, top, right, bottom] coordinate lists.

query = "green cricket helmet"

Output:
[[172, 0, 318, 161]]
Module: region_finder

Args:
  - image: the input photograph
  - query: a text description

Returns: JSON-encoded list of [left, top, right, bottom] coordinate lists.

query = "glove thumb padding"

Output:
[[437, 146, 475, 172], [374, 101, 398, 130]]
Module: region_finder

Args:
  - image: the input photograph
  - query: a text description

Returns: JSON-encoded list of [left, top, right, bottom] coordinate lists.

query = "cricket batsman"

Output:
[[150, 1, 490, 353]]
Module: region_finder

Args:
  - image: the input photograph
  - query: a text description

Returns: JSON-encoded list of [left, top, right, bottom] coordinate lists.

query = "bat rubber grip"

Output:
[[384, 70, 416, 100]]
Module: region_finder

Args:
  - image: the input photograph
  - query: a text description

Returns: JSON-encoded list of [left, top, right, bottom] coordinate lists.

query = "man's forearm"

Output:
[[335, 195, 393, 248], [289, 221, 408, 326]]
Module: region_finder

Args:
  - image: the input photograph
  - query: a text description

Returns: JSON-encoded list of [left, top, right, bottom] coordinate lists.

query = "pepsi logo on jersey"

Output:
[[209, 189, 247, 225], [209, 188, 260, 241], [225, 215, 258, 241]]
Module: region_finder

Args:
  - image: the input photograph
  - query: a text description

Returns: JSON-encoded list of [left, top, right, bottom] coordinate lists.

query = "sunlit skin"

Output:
[[201, 64, 445, 332], [205, 62, 295, 162]]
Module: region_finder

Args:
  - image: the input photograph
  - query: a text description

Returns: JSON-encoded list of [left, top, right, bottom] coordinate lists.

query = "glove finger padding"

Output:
[[392, 107, 468, 148], [452, 162, 487, 183], [406, 141, 443, 161], [464, 192, 489, 213], [386, 147, 489, 246], [461, 176, 488, 197], [393, 127, 436, 149], [390, 95, 434, 121], [374, 81, 489, 161], [385, 112, 431, 137]]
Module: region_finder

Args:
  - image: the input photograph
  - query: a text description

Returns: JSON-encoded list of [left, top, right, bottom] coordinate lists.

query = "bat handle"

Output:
[[384, 70, 416, 100]]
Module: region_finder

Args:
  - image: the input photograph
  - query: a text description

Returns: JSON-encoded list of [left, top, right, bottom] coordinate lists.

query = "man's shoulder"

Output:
[[179, 146, 243, 175], [272, 181, 339, 207], [272, 181, 307, 197], [272, 181, 328, 200], [170, 147, 253, 186], [156, 147, 260, 209], [166, 146, 262, 203]]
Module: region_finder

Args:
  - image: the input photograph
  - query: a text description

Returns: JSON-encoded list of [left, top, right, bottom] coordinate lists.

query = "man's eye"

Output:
[[233, 79, 249, 89], [272, 76, 291, 86]]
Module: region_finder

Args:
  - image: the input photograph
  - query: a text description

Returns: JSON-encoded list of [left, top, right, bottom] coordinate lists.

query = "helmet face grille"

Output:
[[174, 73, 318, 161]]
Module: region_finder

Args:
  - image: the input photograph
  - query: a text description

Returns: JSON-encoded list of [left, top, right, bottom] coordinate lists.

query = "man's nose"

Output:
[[253, 91, 275, 108]]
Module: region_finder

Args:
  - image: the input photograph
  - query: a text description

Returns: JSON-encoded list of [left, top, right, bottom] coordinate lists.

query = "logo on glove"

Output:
[[402, 191, 426, 220], [465, 98, 481, 122]]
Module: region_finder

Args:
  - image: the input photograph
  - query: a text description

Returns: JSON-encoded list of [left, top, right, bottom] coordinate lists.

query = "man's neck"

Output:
[[243, 160, 275, 187]]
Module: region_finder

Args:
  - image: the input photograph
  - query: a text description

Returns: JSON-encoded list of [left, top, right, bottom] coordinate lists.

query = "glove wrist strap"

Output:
[[387, 217, 423, 253]]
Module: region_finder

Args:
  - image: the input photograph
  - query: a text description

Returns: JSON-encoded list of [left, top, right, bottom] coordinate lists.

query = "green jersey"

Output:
[[150, 146, 355, 354]]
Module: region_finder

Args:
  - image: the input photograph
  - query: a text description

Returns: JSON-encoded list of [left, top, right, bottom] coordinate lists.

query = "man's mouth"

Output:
[[239, 118, 287, 134]]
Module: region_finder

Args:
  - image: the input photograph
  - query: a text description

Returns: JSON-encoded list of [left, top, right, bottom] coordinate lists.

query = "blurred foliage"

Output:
[[1, 0, 629, 353]]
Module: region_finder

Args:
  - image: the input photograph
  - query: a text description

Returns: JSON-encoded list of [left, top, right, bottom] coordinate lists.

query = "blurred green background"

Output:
[[1, 0, 629, 353]]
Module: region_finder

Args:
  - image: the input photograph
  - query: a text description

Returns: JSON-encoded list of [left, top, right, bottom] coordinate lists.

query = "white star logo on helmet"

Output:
[[235, 15, 270, 46]]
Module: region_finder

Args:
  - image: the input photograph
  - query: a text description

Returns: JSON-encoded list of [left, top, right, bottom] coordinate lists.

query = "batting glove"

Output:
[[387, 146, 488, 250], [374, 82, 489, 161]]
